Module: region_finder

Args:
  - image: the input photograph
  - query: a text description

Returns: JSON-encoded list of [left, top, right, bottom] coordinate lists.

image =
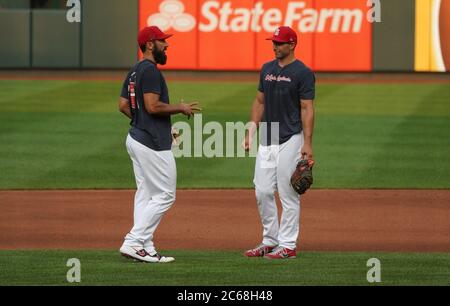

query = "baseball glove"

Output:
[[290, 159, 315, 195]]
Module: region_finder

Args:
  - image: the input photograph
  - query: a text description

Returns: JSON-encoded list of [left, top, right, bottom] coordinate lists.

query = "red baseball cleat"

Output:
[[264, 247, 297, 259], [244, 244, 276, 257]]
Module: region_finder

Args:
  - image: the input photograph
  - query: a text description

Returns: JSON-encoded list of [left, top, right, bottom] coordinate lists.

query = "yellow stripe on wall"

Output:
[[415, 0, 432, 71]]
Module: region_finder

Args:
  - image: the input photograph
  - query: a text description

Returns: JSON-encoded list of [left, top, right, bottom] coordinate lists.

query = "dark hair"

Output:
[[140, 44, 146, 53]]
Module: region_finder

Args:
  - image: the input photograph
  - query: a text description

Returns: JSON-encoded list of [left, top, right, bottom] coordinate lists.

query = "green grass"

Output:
[[1, 80, 450, 189], [0, 250, 448, 286]]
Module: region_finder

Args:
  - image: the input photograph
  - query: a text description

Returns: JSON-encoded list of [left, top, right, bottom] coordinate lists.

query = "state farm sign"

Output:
[[140, 0, 373, 71], [149, 0, 364, 33]]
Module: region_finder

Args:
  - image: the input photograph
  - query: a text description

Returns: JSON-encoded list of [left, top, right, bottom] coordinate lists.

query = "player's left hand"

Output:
[[172, 127, 181, 147], [301, 143, 313, 160]]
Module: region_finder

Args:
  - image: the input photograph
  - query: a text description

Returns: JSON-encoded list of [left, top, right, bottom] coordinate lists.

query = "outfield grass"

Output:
[[0, 250, 448, 286], [0, 80, 449, 189]]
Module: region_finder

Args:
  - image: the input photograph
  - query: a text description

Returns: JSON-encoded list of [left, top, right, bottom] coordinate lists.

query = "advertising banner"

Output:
[[139, 0, 373, 71]]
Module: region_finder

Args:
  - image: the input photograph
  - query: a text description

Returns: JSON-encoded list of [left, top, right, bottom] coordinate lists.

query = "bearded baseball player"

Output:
[[243, 26, 316, 259], [118, 26, 201, 263]]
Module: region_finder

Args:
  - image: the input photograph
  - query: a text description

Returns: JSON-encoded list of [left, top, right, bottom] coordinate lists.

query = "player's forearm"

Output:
[[121, 108, 132, 119], [118, 98, 132, 119], [301, 104, 314, 145], [249, 100, 264, 135], [147, 101, 183, 116]]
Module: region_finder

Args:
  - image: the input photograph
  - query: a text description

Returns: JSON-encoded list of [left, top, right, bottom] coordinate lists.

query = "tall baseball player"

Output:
[[243, 26, 316, 259], [118, 26, 201, 263]]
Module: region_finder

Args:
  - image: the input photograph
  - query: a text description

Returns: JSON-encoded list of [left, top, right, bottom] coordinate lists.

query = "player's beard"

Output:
[[153, 47, 167, 65]]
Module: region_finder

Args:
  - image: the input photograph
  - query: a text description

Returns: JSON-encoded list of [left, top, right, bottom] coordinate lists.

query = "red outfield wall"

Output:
[[140, 0, 373, 71]]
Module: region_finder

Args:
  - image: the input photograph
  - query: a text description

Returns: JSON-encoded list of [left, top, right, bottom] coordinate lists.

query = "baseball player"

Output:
[[243, 26, 316, 259], [118, 26, 201, 263]]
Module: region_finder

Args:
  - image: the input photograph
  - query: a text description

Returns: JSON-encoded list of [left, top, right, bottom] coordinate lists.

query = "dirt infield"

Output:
[[0, 189, 448, 252]]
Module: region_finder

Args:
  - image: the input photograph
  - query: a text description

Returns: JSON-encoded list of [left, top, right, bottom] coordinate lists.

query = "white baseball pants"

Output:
[[123, 134, 176, 254], [253, 133, 304, 250]]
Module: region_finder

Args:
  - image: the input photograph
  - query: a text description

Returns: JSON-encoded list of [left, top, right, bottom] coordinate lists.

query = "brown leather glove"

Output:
[[290, 159, 315, 195]]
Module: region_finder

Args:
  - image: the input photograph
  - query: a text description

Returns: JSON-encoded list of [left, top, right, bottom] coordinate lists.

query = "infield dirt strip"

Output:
[[0, 190, 448, 252]]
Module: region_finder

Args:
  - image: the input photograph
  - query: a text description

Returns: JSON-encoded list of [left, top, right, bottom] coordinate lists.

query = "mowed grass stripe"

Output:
[[0, 80, 449, 189], [0, 250, 448, 286]]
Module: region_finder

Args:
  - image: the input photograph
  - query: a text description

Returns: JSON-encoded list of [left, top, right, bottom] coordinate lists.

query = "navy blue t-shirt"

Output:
[[121, 59, 172, 151], [258, 59, 315, 145]]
